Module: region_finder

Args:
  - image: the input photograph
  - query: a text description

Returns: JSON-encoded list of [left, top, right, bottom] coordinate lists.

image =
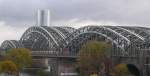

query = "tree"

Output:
[[77, 40, 111, 76], [0, 60, 18, 76], [114, 64, 135, 76], [6, 48, 32, 70]]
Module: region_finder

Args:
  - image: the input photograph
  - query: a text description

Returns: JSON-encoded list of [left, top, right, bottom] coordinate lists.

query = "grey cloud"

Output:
[[0, 0, 150, 26], [1, 0, 150, 44]]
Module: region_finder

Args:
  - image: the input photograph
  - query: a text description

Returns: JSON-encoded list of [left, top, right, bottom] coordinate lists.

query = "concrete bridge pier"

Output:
[[111, 56, 142, 76], [48, 58, 77, 76], [31, 58, 58, 75]]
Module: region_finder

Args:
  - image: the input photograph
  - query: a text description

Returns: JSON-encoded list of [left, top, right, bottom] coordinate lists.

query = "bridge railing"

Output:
[[31, 51, 78, 58]]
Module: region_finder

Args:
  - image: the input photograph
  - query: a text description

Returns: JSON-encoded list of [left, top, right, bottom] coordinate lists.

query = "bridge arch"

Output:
[[0, 40, 24, 50], [20, 26, 75, 51], [114, 63, 140, 76], [127, 64, 140, 76], [65, 32, 126, 56], [60, 26, 144, 56]]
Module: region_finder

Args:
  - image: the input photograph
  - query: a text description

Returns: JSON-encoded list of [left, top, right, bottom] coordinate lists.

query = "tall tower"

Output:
[[37, 9, 51, 26]]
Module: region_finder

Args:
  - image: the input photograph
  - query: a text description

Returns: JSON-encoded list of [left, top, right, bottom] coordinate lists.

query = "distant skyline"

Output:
[[0, 0, 150, 43]]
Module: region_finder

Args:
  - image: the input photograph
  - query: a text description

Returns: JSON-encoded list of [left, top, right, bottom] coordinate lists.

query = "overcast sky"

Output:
[[1, 0, 150, 43]]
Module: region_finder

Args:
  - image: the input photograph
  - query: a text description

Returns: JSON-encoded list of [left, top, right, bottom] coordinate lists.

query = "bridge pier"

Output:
[[32, 57, 77, 76], [56, 58, 77, 76], [111, 56, 144, 76]]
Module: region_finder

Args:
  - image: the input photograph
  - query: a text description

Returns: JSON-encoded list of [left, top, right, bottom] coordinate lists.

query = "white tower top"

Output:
[[37, 9, 51, 26]]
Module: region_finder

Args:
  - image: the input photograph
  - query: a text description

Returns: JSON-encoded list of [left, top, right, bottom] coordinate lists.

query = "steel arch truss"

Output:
[[1, 25, 150, 57], [118, 26, 150, 48], [1, 40, 24, 50], [121, 26, 150, 39], [61, 26, 146, 56], [20, 26, 75, 51], [65, 32, 124, 56]]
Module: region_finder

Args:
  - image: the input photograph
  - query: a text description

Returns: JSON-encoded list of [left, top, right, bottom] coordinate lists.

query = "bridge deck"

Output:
[[31, 51, 77, 58]]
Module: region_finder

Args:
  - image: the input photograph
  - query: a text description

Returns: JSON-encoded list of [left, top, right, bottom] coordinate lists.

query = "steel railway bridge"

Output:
[[0, 25, 150, 76]]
